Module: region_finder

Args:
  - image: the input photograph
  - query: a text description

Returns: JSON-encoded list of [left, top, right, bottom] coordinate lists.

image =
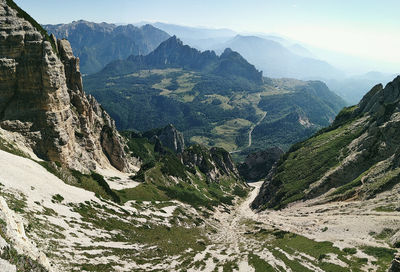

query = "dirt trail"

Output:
[[247, 112, 267, 148], [212, 181, 262, 244], [230, 112, 267, 154], [193, 182, 265, 271], [194, 180, 400, 272]]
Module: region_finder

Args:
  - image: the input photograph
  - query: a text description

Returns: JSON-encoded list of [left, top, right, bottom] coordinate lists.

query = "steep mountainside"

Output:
[[85, 39, 345, 159], [44, 20, 170, 74], [253, 76, 400, 210], [0, 0, 132, 173]]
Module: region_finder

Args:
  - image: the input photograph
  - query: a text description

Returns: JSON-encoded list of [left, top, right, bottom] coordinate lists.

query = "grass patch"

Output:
[[374, 205, 397, 212], [343, 247, 357, 254], [72, 201, 207, 257], [38, 161, 120, 203], [51, 194, 64, 204], [248, 253, 275, 271], [0, 137, 28, 158], [362, 246, 396, 270], [117, 184, 168, 202], [375, 228, 396, 240]]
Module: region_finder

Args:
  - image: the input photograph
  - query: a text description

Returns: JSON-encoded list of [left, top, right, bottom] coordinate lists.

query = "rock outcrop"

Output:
[[157, 124, 185, 153], [0, 197, 50, 271], [0, 0, 132, 173], [182, 144, 240, 182], [143, 124, 185, 154], [238, 147, 284, 182]]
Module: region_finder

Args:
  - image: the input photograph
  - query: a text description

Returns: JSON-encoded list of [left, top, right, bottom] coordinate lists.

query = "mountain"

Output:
[[44, 20, 170, 74], [1, 2, 399, 271], [102, 36, 263, 84], [287, 43, 315, 58], [85, 38, 346, 159], [0, 3, 133, 173], [215, 35, 345, 80], [253, 75, 400, 210], [151, 22, 236, 39]]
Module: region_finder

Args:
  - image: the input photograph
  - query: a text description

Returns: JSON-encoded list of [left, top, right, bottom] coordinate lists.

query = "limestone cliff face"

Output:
[[0, 0, 132, 172]]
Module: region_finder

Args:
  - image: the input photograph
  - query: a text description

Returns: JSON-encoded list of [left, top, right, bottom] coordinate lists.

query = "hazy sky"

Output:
[[14, 0, 400, 72]]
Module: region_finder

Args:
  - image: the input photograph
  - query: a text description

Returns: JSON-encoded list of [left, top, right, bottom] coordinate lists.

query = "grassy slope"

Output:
[[120, 134, 248, 209]]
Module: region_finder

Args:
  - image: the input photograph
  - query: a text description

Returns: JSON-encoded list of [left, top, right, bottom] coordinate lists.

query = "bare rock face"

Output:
[[238, 147, 284, 182], [157, 124, 185, 153], [0, 0, 132, 172]]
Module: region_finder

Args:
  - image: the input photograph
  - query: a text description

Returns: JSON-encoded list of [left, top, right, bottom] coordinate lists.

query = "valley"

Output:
[[1, 0, 400, 271], [84, 43, 345, 160]]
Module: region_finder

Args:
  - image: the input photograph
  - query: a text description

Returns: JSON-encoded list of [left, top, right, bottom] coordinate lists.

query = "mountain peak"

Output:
[[163, 35, 184, 46], [358, 75, 400, 117], [221, 47, 234, 55]]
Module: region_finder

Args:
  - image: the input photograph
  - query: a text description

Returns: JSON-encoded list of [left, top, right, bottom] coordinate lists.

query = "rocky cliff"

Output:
[[143, 124, 185, 154], [0, 0, 132, 173], [252, 75, 400, 210]]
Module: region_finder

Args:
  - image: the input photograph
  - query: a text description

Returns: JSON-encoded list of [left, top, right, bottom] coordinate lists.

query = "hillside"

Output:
[[252, 75, 400, 210], [85, 38, 346, 159], [44, 20, 170, 74]]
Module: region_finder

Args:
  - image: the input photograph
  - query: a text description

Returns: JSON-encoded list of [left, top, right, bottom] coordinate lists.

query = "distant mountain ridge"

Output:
[[102, 36, 263, 84], [215, 35, 344, 80], [44, 20, 170, 74]]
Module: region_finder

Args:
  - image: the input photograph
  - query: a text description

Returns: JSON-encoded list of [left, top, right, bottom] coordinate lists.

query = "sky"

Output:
[[14, 0, 400, 73]]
